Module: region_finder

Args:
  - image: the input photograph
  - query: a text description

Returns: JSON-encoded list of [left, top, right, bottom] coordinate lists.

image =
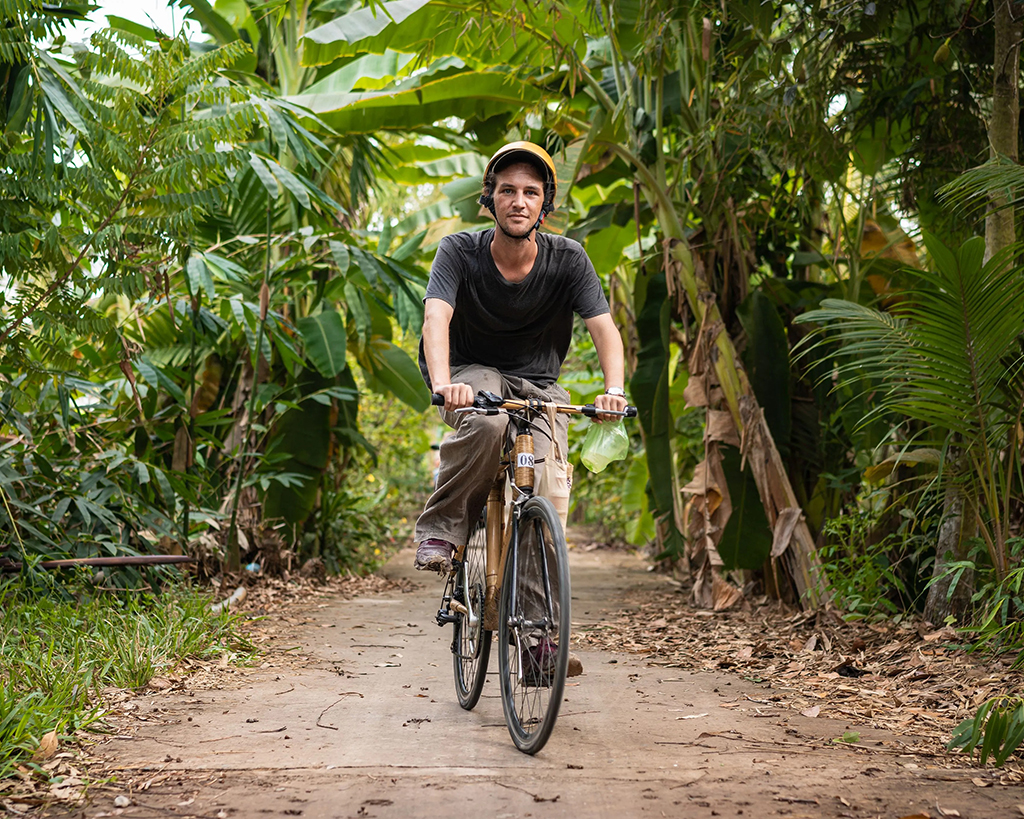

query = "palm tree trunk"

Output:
[[985, 0, 1021, 261]]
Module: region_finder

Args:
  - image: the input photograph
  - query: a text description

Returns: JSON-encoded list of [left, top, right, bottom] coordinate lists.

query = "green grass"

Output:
[[0, 580, 250, 778]]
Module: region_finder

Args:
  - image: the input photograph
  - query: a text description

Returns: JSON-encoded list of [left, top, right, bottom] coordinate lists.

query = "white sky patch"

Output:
[[828, 94, 847, 119], [62, 0, 199, 43]]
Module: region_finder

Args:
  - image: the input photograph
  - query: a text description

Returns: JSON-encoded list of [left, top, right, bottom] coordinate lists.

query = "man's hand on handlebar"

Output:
[[432, 382, 475, 413], [594, 391, 629, 422]]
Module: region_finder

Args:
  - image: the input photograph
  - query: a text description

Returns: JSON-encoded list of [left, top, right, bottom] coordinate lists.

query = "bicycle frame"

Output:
[[437, 394, 635, 632], [431, 390, 636, 751]]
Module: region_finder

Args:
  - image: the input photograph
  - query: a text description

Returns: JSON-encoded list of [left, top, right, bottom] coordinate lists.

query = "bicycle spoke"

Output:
[[498, 496, 570, 754], [452, 511, 491, 710]]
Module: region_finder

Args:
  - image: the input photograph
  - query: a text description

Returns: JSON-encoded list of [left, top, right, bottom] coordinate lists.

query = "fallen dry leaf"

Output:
[[801, 705, 821, 718], [971, 778, 992, 788], [937, 808, 961, 818], [31, 731, 58, 763], [573, 581, 1021, 759], [148, 677, 172, 690]]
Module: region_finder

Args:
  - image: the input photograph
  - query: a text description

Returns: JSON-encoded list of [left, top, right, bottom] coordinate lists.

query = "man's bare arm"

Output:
[[584, 313, 629, 419], [422, 298, 474, 411]]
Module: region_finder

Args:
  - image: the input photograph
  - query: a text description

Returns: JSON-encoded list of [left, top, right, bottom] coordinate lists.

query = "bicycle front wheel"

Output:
[[452, 511, 491, 710], [497, 496, 571, 754]]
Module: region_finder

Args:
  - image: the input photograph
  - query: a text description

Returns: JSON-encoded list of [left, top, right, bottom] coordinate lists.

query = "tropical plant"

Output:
[[795, 234, 1024, 620], [1, 0, 444, 574], [0, 5, 262, 567], [949, 695, 1024, 767], [956, 538, 1024, 662]]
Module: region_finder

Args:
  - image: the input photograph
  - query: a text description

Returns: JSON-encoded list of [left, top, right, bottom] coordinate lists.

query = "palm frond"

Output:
[[795, 235, 1024, 451], [938, 155, 1024, 220]]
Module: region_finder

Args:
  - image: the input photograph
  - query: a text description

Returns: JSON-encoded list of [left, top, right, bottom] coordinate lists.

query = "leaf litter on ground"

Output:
[[573, 582, 1024, 773]]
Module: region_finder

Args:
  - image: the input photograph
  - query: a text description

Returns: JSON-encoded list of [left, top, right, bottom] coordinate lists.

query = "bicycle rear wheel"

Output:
[[497, 496, 570, 754], [452, 511, 491, 710]]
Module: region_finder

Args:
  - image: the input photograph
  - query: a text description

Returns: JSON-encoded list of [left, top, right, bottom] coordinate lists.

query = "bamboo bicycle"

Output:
[[432, 390, 636, 754]]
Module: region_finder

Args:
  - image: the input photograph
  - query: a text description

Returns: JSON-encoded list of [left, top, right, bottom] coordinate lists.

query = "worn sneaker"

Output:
[[414, 538, 455, 575], [522, 638, 584, 687]]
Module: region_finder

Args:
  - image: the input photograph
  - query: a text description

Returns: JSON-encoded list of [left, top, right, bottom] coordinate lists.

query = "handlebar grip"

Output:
[[430, 393, 445, 406], [582, 404, 638, 418]]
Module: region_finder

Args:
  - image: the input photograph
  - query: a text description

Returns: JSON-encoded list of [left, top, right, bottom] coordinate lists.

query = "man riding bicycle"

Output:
[[414, 142, 628, 678]]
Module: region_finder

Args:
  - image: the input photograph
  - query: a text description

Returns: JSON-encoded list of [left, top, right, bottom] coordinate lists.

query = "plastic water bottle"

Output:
[[580, 421, 629, 472]]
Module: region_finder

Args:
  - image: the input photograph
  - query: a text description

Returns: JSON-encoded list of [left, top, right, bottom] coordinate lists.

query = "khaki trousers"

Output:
[[415, 363, 570, 547]]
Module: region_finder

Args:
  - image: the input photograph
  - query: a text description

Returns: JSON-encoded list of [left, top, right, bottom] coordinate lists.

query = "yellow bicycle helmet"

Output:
[[478, 141, 557, 224]]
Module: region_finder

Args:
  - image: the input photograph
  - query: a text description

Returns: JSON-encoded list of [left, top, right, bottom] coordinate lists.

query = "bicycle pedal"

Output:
[[435, 608, 458, 627]]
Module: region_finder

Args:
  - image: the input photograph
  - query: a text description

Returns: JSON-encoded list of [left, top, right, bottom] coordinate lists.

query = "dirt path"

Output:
[[63, 548, 1021, 819]]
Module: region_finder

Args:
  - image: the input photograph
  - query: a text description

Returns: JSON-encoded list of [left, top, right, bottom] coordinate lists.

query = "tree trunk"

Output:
[[923, 485, 977, 624], [984, 0, 1021, 261]]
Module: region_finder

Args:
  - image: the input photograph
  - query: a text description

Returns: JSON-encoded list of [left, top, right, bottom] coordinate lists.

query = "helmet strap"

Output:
[[496, 221, 535, 241]]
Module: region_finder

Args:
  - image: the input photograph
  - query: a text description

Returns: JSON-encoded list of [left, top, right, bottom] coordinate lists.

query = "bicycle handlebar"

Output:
[[430, 390, 638, 418]]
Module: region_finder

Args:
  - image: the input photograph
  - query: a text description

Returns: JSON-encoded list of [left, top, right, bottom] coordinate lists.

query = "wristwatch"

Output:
[[604, 387, 626, 397]]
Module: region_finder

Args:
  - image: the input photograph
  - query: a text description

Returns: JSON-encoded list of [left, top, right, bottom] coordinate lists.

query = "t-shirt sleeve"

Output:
[[424, 235, 462, 307], [570, 246, 610, 319]]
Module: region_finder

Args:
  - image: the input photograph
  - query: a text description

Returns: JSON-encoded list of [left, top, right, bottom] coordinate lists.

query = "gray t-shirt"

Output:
[[418, 228, 610, 388]]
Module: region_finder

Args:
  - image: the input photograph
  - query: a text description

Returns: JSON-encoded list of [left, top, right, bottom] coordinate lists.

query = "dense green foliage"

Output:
[[0, 0, 439, 574]]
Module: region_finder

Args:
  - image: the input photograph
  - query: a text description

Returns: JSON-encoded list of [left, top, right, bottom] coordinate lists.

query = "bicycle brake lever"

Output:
[[474, 389, 505, 409]]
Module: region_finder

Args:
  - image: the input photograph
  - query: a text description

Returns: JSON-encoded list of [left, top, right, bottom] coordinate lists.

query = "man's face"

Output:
[[491, 162, 545, 240]]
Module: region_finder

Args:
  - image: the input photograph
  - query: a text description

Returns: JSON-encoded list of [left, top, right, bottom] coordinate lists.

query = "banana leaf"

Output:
[[630, 270, 684, 557], [737, 289, 791, 455], [297, 309, 347, 378], [362, 339, 429, 411], [301, 0, 589, 68], [287, 71, 542, 134], [717, 446, 773, 571]]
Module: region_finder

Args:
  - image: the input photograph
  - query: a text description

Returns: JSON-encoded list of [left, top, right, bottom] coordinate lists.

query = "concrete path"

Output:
[[79, 548, 1016, 819]]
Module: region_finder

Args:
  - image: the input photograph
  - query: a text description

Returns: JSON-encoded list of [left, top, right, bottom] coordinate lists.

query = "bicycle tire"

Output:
[[497, 495, 571, 754], [452, 511, 491, 710]]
